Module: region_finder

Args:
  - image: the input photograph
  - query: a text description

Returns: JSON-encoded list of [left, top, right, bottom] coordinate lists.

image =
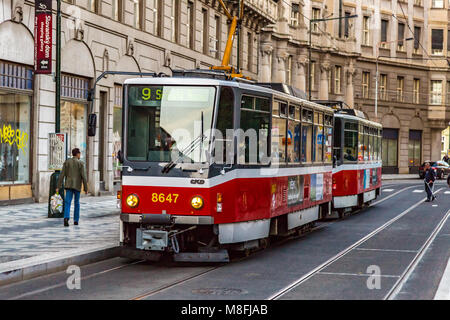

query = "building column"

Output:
[[319, 61, 330, 100], [345, 59, 356, 109], [273, 52, 288, 84], [260, 44, 273, 83], [292, 56, 308, 92]]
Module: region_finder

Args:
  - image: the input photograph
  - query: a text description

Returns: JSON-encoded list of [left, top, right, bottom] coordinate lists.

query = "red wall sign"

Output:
[[34, 0, 52, 74]]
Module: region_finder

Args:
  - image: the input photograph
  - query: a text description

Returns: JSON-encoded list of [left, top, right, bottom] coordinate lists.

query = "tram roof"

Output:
[[124, 77, 333, 114], [334, 112, 383, 128]]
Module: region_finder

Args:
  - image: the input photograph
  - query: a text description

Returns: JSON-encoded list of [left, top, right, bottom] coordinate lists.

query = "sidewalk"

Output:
[[382, 174, 420, 181], [0, 195, 120, 285]]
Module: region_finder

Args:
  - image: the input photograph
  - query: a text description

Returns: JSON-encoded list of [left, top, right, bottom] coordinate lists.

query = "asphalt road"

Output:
[[1, 180, 449, 300]]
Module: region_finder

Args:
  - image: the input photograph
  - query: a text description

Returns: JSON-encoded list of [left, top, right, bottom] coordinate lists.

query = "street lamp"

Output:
[[308, 14, 357, 100], [375, 37, 413, 119]]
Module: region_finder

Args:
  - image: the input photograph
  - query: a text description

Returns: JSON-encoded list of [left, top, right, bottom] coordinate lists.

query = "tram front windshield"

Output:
[[126, 85, 216, 163]]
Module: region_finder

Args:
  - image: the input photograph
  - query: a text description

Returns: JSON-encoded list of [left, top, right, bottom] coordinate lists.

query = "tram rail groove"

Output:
[[384, 207, 450, 300], [266, 188, 444, 300]]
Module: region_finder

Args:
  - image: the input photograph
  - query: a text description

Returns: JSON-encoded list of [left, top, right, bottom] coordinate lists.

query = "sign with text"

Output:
[[34, 0, 52, 74], [48, 133, 68, 171]]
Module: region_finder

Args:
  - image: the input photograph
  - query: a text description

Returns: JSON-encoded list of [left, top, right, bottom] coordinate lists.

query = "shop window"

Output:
[[382, 128, 398, 167], [408, 130, 422, 168]]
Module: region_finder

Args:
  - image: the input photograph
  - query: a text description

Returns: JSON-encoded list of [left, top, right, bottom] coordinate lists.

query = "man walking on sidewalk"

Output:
[[424, 162, 436, 202], [57, 148, 88, 227]]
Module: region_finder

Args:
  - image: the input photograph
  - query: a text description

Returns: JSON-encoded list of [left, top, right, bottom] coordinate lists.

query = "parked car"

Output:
[[419, 161, 450, 179]]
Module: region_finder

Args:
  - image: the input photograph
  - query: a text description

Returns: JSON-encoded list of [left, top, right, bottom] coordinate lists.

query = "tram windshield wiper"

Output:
[[162, 133, 206, 173]]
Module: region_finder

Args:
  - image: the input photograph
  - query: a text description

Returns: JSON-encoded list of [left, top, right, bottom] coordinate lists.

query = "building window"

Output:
[[397, 23, 405, 51], [312, 8, 320, 32], [201, 8, 209, 55], [447, 81, 450, 105], [382, 128, 398, 168], [414, 26, 421, 54], [414, 0, 422, 5], [430, 80, 443, 105], [380, 19, 388, 47], [432, 29, 444, 55], [88, 0, 99, 13], [328, 69, 332, 94], [310, 61, 316, 91], [409, 130, 422, 169], [291, 3, 300, 27], [413, 79, 420, 104], [363, 16, 370, 46], [396, 76, 404, 102], [344, 12, 351, 38], [214, 16, 221, 59], [187, 1, 194, 49], [362, 71, 370, 99], [133, 0, 144, 30], [286, 56, 292, 85], [61, 74, 90, 162], [432, 0, 444, 8], [335, 66, 341, 94], [379, 74, 387, 100], [170, 0, 179, 42], [0, 61, 33, 185], [113, 85, 122, 181], [112, 0, 123, 22], [151, 0, 162, 36]]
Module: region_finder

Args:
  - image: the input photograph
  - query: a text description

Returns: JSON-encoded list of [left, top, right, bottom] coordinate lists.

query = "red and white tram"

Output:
[[118, 73, 336, 261], [331, 109, 383, 217]]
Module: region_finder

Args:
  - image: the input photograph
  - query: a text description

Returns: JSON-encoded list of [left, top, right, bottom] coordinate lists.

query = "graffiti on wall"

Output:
[[0, 124, 29, 153]]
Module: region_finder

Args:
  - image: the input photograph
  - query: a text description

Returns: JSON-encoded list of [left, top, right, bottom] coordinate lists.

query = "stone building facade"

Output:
[[262, 0, 450, 174], [0, 0, 277, 203]]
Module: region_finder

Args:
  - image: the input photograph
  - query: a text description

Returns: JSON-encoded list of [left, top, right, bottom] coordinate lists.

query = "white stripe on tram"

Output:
[[122, 166, 333, 188], [332, 162, 383, 174]]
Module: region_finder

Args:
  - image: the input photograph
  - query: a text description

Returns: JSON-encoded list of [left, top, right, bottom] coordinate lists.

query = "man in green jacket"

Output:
[[57, 148, 88, 227]]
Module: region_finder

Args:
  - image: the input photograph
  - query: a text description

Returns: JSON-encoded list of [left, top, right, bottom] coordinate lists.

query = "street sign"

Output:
[[34, 0, 53, 74], [48, 133, 67, 170]]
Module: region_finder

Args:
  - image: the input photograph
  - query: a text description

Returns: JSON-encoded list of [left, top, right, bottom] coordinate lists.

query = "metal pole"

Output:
[[375, 47, 379, 119], [55, 0, 61, 133], [237, 0, 241, 73], [308, 19, 312, 101]]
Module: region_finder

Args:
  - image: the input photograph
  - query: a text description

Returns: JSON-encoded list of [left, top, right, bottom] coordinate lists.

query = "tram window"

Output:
[[255, 97, 270, 112], [295, 106, 301, 120], [334, 117, 342, 163], [289, 105, 296, 119], [215, 87, 234, 164], [343, 122, 358, 162], [314, 124, 324, 162], [364, 127, 369, 161], [239, 109, 270, 164], [272, 117, 287, 163], [301, 125, 312, 162], [302, 109, 313, 123], [287, 119, 300, 163], [241, 95, 253, 109], [280, 103, 287, 117], [272, 101, 279, 115], [324, 126, 333, 163], [358, 124, 364, 162]]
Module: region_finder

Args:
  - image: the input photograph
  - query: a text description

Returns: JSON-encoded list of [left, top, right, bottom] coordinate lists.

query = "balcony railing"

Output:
[[245, 0, 278, 24]]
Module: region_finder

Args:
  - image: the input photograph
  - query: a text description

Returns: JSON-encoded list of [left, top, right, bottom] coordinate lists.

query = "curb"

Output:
[[0, 244, 120, 287]]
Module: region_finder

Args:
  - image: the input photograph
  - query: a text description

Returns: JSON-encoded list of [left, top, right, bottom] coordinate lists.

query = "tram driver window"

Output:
[[239, 95, 270, 164], [215, 87, 234, 165], [343, 122, 358, 162]]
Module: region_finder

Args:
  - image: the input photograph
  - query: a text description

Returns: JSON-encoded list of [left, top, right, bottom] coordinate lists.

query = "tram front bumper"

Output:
[[120, 213, 214, 225]]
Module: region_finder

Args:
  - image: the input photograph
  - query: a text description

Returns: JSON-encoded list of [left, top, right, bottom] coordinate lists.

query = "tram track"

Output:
[[266, 188, 445, 300]]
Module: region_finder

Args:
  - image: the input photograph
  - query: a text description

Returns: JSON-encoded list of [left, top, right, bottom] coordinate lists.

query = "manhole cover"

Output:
[[192, 288, 247, 296]]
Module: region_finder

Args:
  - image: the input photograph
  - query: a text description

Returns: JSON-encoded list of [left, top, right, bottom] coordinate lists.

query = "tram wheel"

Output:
[[338, 209, 345, 219]]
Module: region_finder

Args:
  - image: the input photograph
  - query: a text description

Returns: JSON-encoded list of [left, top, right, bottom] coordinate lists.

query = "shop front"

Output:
[[0, 60, 33, 202]]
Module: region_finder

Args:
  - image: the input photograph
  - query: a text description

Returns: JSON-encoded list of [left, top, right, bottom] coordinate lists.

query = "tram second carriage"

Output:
[[332, 109, 383, 212], [119, 76, 334, 261]]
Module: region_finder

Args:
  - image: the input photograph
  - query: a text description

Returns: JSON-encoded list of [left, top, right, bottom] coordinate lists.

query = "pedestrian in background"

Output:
[[443, 154, 449, 165], [57, 148, 88, 227], [423, 162, 436, 202]]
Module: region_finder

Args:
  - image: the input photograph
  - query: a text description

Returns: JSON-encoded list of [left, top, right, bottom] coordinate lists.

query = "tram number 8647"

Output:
[[151, 193, 179, 203]]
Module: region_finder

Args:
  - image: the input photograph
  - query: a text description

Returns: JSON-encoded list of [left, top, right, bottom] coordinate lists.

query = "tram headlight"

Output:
[[126, 194, 139, 208], [191, 196, 204, 210]]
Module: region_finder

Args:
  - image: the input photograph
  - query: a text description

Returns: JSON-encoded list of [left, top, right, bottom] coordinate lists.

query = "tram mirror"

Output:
[[88, 113, 97, 137], [117, 150, 124, 164]]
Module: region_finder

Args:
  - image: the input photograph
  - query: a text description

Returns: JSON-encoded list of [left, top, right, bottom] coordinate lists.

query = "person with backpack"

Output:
[[56, 148, 88, 227]]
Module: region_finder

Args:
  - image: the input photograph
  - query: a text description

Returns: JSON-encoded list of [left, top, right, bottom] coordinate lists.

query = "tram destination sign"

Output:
[[48, 133, 68, 171], [34, 0, 52, 74]]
